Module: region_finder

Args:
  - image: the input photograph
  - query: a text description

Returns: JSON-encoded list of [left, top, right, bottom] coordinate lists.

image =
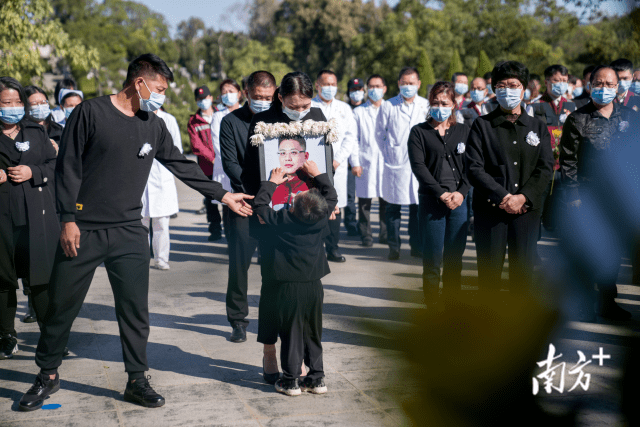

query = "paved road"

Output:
[[1, 175, 637, 426]]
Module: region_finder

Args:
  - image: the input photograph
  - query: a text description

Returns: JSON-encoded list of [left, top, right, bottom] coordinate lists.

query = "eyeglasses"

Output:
[[494, 83, 522, 90], [29, 100, 49, 107], [278, 150, 305, 157], [591, 82, 618, 89]]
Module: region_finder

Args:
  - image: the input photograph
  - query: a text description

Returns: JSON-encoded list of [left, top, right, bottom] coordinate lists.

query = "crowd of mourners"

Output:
[[0, 53, 637, 407]]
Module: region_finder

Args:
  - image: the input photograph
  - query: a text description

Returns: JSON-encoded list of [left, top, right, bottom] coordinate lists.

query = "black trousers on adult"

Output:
[[203, 174, 219, 235], [358, 198, 387, 243], [344, 166, 358, 233], [209, 204, 230, 238], [36, 225, 150, 375], [323, 212, 342, 254], [385, 202, 420, 252], [474, 208, 541, 293], [277, 280, 324, 382], [226, 212, 259, 327]]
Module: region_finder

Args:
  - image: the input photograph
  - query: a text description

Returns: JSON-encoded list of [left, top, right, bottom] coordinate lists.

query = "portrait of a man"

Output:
[[272, 136, 312, 210]]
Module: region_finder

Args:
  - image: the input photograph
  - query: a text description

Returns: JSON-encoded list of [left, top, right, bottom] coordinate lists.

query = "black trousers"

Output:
[[344, 166, 357, 232], [277, 280, 324, 382], [358, 198, 387, 243], [209, 204, 229, 237], [323, 212, 341, 254], [385, 202, 420, 252], [36, 225, 150, 375], [226, 212, 258, 327], [474, 208, 540, 293]]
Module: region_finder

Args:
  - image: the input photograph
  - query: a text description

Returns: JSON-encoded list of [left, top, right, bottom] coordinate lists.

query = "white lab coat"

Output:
[[311, 96, 358, 208], [375, 94, 430, 205], [141, 110, 182, 218], [350, 100, 384, 198], [210, 110, 233, 204]]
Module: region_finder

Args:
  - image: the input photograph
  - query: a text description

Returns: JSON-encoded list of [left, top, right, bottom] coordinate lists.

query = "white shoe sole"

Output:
[[275, 383, 301, 396], [301, 385, 327, 394], [0, 343, 18, 359]]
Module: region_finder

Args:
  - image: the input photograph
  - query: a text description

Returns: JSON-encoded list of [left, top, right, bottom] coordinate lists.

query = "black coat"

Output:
[[0, 141, 15, 289], [0, 121, 60, 287], [254, 173, 337, 282], [466, 107, 554, 213]]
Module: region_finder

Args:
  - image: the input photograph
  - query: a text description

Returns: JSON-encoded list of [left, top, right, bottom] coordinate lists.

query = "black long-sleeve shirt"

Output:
[[56, 95, 227, 229], [254, 173, 337, 282], [220, 103, 253, 193], [407, 121, 470, 199]]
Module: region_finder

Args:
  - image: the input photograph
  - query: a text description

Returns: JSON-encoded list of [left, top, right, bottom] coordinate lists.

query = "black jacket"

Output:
[[574, 92, 591, 109], [0, 121, 60, 288], [254, 173, 337, 282], [407, 121, 471, 199], [530, 93, 576, 128], [47, 121, 64, 143], [220, 103, 253, 194], [0, 140, 15, 289], [466, 107, 554, 212], [241, 106, 327, 199], [559, 101, 638, 203]]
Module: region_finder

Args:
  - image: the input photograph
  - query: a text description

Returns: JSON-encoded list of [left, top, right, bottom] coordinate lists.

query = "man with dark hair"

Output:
[[526, 74, 542, 104], [376, 66, 428, 260], [312, 69, 358, 263], [610, 58, 640, 111], [220, 70, 277, 343], [451, 72, 469, 109], [574, 65, 596, 108], [18, 53, 254, 411], [344, 77, 365, 236]]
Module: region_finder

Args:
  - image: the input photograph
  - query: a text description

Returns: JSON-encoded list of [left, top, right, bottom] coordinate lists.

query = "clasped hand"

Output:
[[7, 165, 32, 183], [439, 191, 464, 210], [0, 169, 6, 184], [499, 193, 527, 214]]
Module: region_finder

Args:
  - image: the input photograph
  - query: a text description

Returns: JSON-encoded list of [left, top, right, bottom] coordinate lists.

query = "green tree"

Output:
[[446, 49, 463, 82], [0, 0, 99, 82], [475, 50, 492, 77], [417, 50, 435, 97]]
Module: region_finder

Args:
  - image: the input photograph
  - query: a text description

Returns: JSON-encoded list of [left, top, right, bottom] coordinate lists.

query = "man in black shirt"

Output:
[[219, 71, 277, 343], [18, 54, 254, 411]]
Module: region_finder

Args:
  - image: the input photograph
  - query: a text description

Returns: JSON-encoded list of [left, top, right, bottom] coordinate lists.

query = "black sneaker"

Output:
[[19, 373, 60, 411], [388, 250, 400, 261], [598, 301, 632, 321], [275, 378, 301, 396], [361, 238, 373, 247], [300, 377, 327, 394], [124, 376, 165, 408], [0, 334, 18, 359], [229, 324, 247, 343]]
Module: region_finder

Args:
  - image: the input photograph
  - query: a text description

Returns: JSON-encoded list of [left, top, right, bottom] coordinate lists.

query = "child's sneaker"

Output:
[[300, 376, 327, 394], [275, 378, 301, 396]]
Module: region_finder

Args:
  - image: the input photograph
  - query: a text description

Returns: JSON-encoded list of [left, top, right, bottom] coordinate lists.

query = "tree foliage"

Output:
[[476, 50, 492, 78], [418, 50, 435, 97], [446, 49, 463, 82]]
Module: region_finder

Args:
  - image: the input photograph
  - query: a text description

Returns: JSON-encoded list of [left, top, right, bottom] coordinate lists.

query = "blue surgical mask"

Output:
[[249, 97, 271, 114], [487, 85, 494, 95], [221, 92, 238, 107], [282, 105, 310, 121], [138, 80, 165, 112], [470, 90, 485, 103], [399, 85, 418, 99], [320, 86, 337, 101], [591, 87, 617, 105], [0, 107, 25, 124], [524, 89, 531, 100], [551, 82, 568, 97], [349, 90, 364, 103], [368, 88, 384, 102], [430, 107, 452, 123], [30, 105, 51, 121], [454, 83, 468, 95], [197, 99, 212, 111], [573, 87, 584, 98], [495, 88, 522, 110], [618, 79, 632, 94], [64, 107, 75, 119], [630, 81, 640, 95], [586, 82, 590, 92]]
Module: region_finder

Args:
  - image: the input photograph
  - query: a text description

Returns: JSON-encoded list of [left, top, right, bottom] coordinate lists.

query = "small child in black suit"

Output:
[[254, 160, 337, 396]]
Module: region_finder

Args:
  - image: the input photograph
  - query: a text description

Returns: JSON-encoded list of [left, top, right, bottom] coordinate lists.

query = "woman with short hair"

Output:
[[25, 85, 63, 155]]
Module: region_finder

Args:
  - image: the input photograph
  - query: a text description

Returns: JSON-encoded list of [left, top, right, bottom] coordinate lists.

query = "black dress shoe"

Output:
[[22, 313, 37, 323], [326, 251, 346, 263], [124, 376, 165, 408], [0, 334, 18, 359], [388, 250, 400, 261], [63, 347, 70, 357], [170, 213, 178, 219], [229, 324, 247, 343], [195, 206, 206, 215], [19, 373, 60, 411], [263, 357, 280, 385], [599, 302, 632, 321], [361, 239, 373, 247], [208, 233, 222, 242]]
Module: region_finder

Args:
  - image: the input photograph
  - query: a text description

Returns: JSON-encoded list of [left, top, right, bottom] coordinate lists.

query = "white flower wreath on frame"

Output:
[[250, 119, 339, 146]]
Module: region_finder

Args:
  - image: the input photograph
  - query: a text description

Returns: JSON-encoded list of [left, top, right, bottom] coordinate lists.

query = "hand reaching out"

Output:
[[301, 160, 321, 177], [268, 167, 287, 185], [221, 193, 254, 217]]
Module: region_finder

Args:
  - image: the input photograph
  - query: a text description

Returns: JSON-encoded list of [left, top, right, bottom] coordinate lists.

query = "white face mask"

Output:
[[282, 105, 310, 121]]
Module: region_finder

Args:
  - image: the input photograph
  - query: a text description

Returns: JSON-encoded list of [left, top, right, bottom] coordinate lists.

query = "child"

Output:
[[254, 160, 337, 396]]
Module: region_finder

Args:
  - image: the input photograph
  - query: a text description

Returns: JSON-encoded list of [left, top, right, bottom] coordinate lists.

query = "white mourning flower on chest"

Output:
[[138, 143, 153, 158], [619, 121, 630, 132], [15, 141, 30, 152], [526, 131, 540, 147], [559, 113, 567, 124], [457, 142, 466, 154]]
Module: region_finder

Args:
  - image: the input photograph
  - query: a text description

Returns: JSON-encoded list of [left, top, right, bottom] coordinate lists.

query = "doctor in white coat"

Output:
[[141, 109, 183, 270], [350, 74, 388, 247], [375, 67, 430, 260], [311, 69, 358, 263], [210, 109, 234, 238]]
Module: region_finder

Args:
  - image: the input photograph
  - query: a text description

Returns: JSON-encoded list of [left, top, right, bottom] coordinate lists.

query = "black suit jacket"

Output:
[[466, 107, 554, 212], [0, 139, 15, 289], [254, 173, 337, 283], [220, 103, 253, 194]]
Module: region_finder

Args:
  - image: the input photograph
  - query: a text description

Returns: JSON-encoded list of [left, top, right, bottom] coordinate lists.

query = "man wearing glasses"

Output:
[[272, 137, 310, 209], [465, 60, 554, 299]]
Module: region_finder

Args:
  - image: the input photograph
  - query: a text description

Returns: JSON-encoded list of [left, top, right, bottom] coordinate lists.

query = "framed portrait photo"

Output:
[[250, 119, 338, 210]]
